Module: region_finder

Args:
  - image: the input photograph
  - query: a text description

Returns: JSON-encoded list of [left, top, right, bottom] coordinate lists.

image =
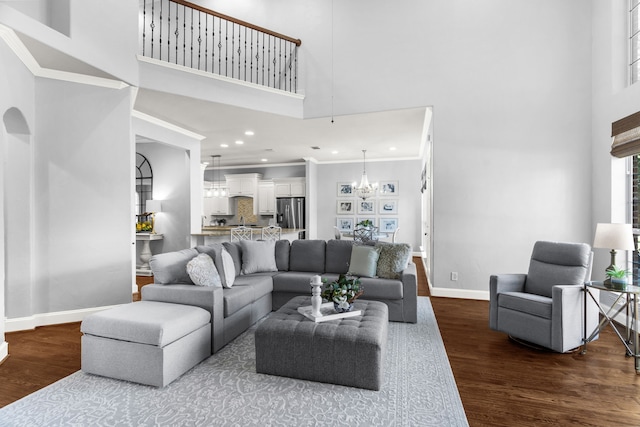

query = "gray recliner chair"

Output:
[[489, 241, 599, 353]]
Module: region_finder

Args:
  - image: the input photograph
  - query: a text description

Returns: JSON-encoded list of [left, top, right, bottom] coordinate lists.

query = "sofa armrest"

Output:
[[141, 284, 224, 353], [489, 274, 527, 330], [401, 262, 418, 323]]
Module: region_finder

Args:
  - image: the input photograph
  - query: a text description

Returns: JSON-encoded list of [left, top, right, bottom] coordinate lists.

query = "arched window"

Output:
[[136, 153, 153, 215]]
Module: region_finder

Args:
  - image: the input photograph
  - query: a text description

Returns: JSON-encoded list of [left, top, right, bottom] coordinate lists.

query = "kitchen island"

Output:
[[192, 226, 305, 244]]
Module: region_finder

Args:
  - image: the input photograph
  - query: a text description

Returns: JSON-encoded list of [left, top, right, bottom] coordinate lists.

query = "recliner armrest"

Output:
[[489, 274, 527, 330]]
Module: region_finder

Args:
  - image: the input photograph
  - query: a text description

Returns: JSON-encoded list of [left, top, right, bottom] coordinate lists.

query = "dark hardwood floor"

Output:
[[1, 258, 639, 426]]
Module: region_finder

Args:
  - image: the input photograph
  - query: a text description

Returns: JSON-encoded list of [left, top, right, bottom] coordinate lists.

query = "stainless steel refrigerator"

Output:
[[276, 197, 305, 239]]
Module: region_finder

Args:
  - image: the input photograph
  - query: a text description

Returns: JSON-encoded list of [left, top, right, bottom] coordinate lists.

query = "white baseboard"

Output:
[[5, 304, 124, 333], [0, 341, 8, 364], [429, 286, 490, 301]]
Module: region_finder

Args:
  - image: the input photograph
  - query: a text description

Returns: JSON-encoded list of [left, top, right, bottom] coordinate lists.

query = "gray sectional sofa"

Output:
[[143, 239, 417, 354]]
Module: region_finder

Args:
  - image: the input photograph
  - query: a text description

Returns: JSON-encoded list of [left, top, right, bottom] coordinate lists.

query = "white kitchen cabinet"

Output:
[[258, 181, 276, 215], [203, 194, 230, 216], [225, 173, 262, 197], [274, 178, 305, 197]]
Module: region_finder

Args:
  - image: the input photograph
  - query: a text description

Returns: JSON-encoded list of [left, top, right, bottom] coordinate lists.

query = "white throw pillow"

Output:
[[240, 240, 278, 274], [186, 253, 222, 287], [221, 248, 236, 288], [348, 245, 380, 278]]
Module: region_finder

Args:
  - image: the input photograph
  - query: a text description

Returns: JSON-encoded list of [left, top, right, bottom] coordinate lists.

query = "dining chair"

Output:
[[391, 227, 400, 243], [353, 226, 377, 244], [261, 225, 282, 241], [333, 226, 342, 240], [230, 226, 253, 242]]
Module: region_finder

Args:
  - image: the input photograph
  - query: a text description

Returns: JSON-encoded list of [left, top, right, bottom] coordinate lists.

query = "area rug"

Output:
[[0, 297, 468, 426]]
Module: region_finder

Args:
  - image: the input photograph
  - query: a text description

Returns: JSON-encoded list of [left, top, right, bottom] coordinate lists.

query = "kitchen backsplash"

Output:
[[236, 197, 257, 224]]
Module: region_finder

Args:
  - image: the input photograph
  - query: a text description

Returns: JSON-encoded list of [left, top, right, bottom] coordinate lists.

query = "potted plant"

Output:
[[321, 274, 364, 313], [605, 265, 629, 290], [356, 219, 374, 229]]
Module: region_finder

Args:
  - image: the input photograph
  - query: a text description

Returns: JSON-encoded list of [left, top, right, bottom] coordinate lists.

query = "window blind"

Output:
[[611, 111, 640, 158]]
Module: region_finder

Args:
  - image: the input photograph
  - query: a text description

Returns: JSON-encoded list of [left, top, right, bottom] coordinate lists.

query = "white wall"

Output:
[[315, 159, 422, 249]]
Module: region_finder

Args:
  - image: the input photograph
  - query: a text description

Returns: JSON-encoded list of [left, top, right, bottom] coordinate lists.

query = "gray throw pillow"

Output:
[[186, 253, 222, 287], [348, 245, 380, 278], [240, 240, 278, 274], [375, 242, 412, 279]]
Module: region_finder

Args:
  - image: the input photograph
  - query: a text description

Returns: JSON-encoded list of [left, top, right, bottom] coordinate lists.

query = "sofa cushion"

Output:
[[272, 272, 320, 293], [240, 240, 278, 274], [357, 277, 404, 300], [196, 243, 230, 287], [525, 241, 590, 298], [224, 275, 273, 317], [325, 240, 354, 274], [275, 240, 291, 271], [498, 291, 552, 320], [348, 245, 380, 278], [375, 242, 412, 279], [289, 240, 326, 272], [150, 248, 199, 285], [186, 253, 222, 287]]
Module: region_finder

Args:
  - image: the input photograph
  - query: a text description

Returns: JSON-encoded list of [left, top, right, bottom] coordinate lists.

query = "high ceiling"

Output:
[[15, 31, 428, 168], [134, 89, 428, 168]]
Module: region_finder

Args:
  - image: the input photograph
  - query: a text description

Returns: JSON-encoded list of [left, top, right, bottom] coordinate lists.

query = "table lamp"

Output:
[[593, 223, 635, 283], [145, 200, 162, 234]]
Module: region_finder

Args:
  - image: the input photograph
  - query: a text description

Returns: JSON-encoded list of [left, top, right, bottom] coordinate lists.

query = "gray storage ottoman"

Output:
[[81, 301, 211, 387], [255, 296, 388, 390]]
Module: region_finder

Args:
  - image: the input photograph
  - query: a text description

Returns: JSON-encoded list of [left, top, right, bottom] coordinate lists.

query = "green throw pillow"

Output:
[[348, 245, 380, 278]]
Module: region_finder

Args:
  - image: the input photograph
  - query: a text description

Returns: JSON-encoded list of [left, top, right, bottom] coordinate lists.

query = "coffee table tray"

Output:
[[297, 302, 362, 323]]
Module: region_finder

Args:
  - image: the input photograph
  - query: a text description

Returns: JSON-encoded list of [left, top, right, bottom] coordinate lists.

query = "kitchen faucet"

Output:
[[241, 216, 245, 226]]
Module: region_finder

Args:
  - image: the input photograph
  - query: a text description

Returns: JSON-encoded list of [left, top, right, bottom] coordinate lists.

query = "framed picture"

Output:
[[379, 181, 399, 196], [337, 200, 354, 214], [336, 217, 354, 232], [378, 199, 398, 214], [379, 217, 399, 232], [357, 200, 376, 214], [337, 182, 354, 197]]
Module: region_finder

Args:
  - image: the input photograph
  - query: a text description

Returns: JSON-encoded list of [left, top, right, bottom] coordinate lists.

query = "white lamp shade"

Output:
[[146, 200, 162, 213], [593, 223, 635, 250]]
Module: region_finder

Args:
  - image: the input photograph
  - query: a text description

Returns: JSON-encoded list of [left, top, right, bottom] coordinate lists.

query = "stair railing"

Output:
[[140, 0, 301, 93]]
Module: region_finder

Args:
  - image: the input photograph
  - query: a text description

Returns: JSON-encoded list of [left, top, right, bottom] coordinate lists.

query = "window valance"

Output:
[[611, 111, 640, 158]]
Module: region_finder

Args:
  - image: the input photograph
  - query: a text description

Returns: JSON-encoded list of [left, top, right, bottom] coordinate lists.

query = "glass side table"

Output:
[[582, 281, 640, 373]]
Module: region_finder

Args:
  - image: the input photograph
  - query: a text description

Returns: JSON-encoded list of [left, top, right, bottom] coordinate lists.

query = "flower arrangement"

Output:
[[356, 219, 374, 228], [321, 274, 364, 312]]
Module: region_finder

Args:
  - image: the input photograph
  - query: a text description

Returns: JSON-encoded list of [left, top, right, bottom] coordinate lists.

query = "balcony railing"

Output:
[[140, 0, 301, 93]]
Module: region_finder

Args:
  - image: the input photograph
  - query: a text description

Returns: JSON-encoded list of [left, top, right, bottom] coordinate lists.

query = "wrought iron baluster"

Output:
[[267, 36, 271, 87], [218, 18, 222, 75], [231, 22, 235, 78], [142, 0, 146, 56], [150, 0, 155, 58], [197, 11, 202, 70], [190, 9, 194, 68], [159, 0, 163, 60], [244, 27, 247, 82], [225, 21, 228, 76], [289, 42, 293, 92], [279, 39, 283, 90], [182, 5, 186, 66], [174, 2, 179, 64], [167, 1, 171, 62], [294, 44, 297, 92], [204, 13, 208, 72]]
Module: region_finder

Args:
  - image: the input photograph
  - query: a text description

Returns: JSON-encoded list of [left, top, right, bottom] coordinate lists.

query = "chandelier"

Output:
[[352, 149, 378, 200], [211, 155, 226, 197]]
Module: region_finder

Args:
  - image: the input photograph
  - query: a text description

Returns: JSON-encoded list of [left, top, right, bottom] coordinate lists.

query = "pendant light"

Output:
[[352, 149, 378, 200], [211, 155, 226, 198]]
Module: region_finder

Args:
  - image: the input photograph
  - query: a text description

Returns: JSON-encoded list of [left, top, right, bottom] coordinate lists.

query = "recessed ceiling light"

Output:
[[261, 158, 268, 162], [389, 147, 397, 151], [331, 150, 338, 154], [235, 140, 244, 145], [245, 131, 254, 136], [220, 143, 229, 148]]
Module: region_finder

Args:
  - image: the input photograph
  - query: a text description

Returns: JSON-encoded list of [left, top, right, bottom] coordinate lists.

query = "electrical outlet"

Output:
[[450, 272, 458, 281]]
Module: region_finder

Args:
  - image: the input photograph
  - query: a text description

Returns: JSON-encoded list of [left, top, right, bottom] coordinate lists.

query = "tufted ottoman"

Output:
[[255, 296, 388, 390], [81, 301, 211, 387]]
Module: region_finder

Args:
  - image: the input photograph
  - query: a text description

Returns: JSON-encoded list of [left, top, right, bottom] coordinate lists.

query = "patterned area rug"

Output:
[[0, 297, 468, 426]]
